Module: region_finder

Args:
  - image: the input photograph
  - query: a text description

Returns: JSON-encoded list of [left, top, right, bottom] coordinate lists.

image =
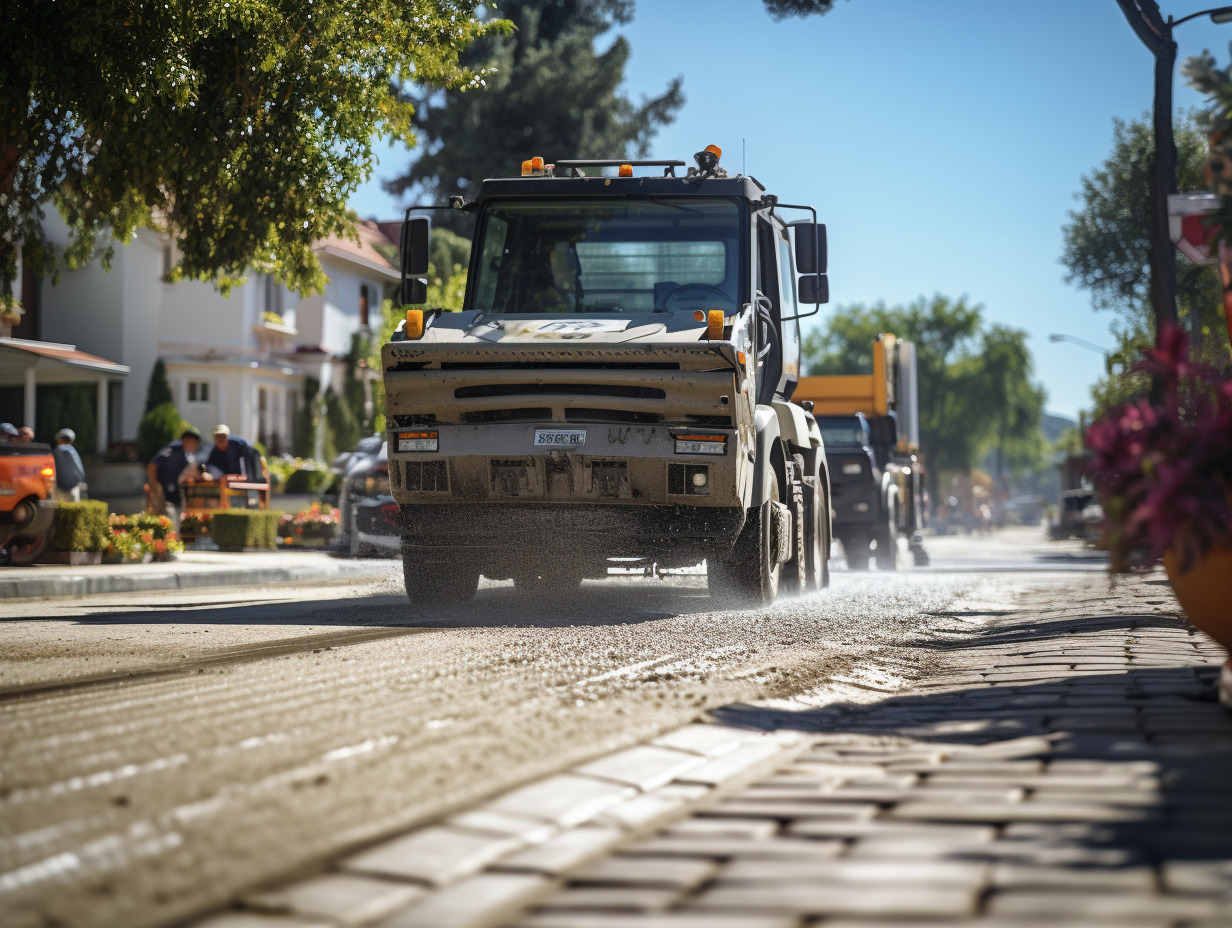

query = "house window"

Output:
[[187, 381, 210, 404], [359, 283, 370, 329], [264, 274, 282, 317]]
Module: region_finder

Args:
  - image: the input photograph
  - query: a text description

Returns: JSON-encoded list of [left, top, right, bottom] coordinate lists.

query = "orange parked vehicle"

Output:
[[0, 441, 57, 565]]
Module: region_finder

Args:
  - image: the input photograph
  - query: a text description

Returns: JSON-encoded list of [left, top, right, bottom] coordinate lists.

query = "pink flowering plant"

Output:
[[1086, 324, 1232, 573]]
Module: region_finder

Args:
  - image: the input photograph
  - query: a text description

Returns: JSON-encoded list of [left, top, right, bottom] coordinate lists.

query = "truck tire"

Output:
[[844, 531, 871, 571], [874, 516, 899, 572], [798, 475, 829, 592], [402, 551, 479, 605], [779, 475, 807, 597], [708, 470, 781, 607]]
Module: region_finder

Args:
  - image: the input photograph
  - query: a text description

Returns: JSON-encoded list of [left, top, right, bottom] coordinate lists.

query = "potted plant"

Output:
[[0, 296, 23, 336], [1086, 325, 1232, 704]]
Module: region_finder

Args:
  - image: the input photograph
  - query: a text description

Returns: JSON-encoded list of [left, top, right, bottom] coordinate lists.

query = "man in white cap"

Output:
[[52, 429, 85, 501], [205, 424, 262, 479]]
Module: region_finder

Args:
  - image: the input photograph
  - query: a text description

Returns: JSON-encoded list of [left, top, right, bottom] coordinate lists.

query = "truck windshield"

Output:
[[818, 418, 868, 446], [469, 198, 741, 315]]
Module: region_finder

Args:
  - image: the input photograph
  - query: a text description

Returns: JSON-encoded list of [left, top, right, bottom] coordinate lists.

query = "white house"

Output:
[[34, 216, 399, 456]]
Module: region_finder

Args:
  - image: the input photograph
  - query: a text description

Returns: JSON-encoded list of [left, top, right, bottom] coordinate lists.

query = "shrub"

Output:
[[284, 467, 333, 494], [211, 509, 282, 549], [49, 500, 110, 552], [136, 402, 185, 463]]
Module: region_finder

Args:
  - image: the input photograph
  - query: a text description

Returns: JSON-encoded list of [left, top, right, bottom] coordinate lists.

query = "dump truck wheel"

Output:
[[874, 516, 899, 572], [708, 471, 781, 607], [844, 532, 871, 571], [402, 553, 479, 605], [801, 479, 829, 592], [780, 478, 807, 597]]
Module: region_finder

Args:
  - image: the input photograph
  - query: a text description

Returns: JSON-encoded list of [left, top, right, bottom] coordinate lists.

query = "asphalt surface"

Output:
[[0, 528, 1106, 928]]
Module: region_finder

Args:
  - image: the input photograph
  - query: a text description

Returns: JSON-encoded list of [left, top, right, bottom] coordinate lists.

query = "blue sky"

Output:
[[349, 0, 1232, 420]]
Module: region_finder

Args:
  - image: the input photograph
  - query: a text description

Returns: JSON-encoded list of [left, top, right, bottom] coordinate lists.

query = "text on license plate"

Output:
[[534, 429, 586, 447]]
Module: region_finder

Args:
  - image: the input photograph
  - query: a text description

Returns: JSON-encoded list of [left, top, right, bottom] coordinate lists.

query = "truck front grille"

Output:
[[455, 384, 666, 400], [461, 408, 553, 424], [405, 461, 449, 492]]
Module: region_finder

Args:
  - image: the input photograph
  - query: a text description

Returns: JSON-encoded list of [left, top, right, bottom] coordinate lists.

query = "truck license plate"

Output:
[[534, 429, 586, 448]]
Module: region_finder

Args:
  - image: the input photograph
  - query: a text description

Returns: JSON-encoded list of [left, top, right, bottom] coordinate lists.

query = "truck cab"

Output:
[[381, 147, 832, 605]]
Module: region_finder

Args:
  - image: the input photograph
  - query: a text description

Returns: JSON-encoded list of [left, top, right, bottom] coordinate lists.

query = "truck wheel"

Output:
[[779, 476, 807, 597], [708, 470, 782, 607], [799, 478, 829, 592], [874, 518, 899, 572], [844, 533, 871, 571], [7, 533, 48, 567], [402, 553, 479, 605]]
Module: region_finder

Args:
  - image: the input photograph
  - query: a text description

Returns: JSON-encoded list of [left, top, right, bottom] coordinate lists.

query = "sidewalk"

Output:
[[189, 573, 1232, 928], [0, 549, 396, 600]]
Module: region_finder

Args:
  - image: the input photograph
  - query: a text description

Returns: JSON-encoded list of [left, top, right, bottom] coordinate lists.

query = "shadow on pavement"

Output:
[[709, 646, 1232, 864], [5, 580, 718, 629]]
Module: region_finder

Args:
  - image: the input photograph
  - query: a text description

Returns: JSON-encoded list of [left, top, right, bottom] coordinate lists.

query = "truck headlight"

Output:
[[396, 430, 438, 452], [674, 433, 726, 455], [841, 459, 864, 475]]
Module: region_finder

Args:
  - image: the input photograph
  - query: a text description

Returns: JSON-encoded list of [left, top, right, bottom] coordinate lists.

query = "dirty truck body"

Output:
[[795, 334, 929, 570], [381, 152, 832, 604]]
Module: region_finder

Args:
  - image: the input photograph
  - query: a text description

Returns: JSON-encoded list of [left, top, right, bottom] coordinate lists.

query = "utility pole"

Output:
[[1116, 0, 1180, 337]]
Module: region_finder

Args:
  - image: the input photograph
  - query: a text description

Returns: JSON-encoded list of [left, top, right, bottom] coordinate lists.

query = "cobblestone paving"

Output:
[[192, 575, 1232, 928], [502, 578, 1232, 928]]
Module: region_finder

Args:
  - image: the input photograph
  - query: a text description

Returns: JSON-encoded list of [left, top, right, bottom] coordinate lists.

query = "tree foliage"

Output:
[[762, 0, 842, 20], [1061, 115, 1228, 345], [1, 0, 497, 297], [143, 359, 174, 416], [387, 0, 684, 210], [802, 295, 1046, 483]]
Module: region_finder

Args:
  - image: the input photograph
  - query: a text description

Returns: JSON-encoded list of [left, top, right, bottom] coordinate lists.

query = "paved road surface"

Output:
[[0, 528, 1104, 928]]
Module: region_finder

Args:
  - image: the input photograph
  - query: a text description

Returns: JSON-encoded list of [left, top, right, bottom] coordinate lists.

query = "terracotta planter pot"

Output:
[[1164, 546, 1232, 651]]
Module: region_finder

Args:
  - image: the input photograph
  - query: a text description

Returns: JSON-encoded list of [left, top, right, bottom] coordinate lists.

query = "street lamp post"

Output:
[[1115, 2, 1232, 340]]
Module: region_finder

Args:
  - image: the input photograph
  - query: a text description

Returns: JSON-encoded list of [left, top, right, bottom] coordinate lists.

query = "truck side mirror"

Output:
[[792, 222, 827, 274], [399, 216, 430, 305], [869, 415, 897, 447], [797, 275, 829, 304]]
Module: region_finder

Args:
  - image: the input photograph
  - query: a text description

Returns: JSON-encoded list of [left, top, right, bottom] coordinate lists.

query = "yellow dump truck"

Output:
[[794, 334, 929, 569], [381, 146, 833, 605]]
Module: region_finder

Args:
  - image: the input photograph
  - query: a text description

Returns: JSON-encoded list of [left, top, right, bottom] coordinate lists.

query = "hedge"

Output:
[[49, 500, 110, 552], [210, 509, 282, 550], [284, 468, 333, 495]]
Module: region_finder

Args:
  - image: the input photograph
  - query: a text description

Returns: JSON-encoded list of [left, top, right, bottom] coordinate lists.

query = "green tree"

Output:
[[803, 295, 1046, 489], [143, 359, 173, 415], [762, 0, 843, 19], [136, 404, 184, 464], [387, 0, 684, 213], [1061, 114, 1231, 401], [1, 1, 497, 297]]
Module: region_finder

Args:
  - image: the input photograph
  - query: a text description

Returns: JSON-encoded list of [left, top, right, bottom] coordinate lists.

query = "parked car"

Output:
[[0, 441, 57, 565], [337, 439, 398, 557]]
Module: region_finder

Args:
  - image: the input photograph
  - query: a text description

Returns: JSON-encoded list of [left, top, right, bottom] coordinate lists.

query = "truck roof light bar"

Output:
[[553, 159, 688, 178]]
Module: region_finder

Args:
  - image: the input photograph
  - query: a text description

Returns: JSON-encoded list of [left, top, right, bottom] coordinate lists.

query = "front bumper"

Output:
[[399, 502, 746, 561]]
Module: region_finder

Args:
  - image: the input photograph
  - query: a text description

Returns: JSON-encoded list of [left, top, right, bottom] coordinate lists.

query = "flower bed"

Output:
[[106, 513, 184, 563], [278, 502, 341, 548]]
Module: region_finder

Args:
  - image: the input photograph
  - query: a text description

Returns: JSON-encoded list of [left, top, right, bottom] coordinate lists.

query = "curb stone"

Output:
[[0, 562, 389, 600], [186, 723, 808, 928]]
